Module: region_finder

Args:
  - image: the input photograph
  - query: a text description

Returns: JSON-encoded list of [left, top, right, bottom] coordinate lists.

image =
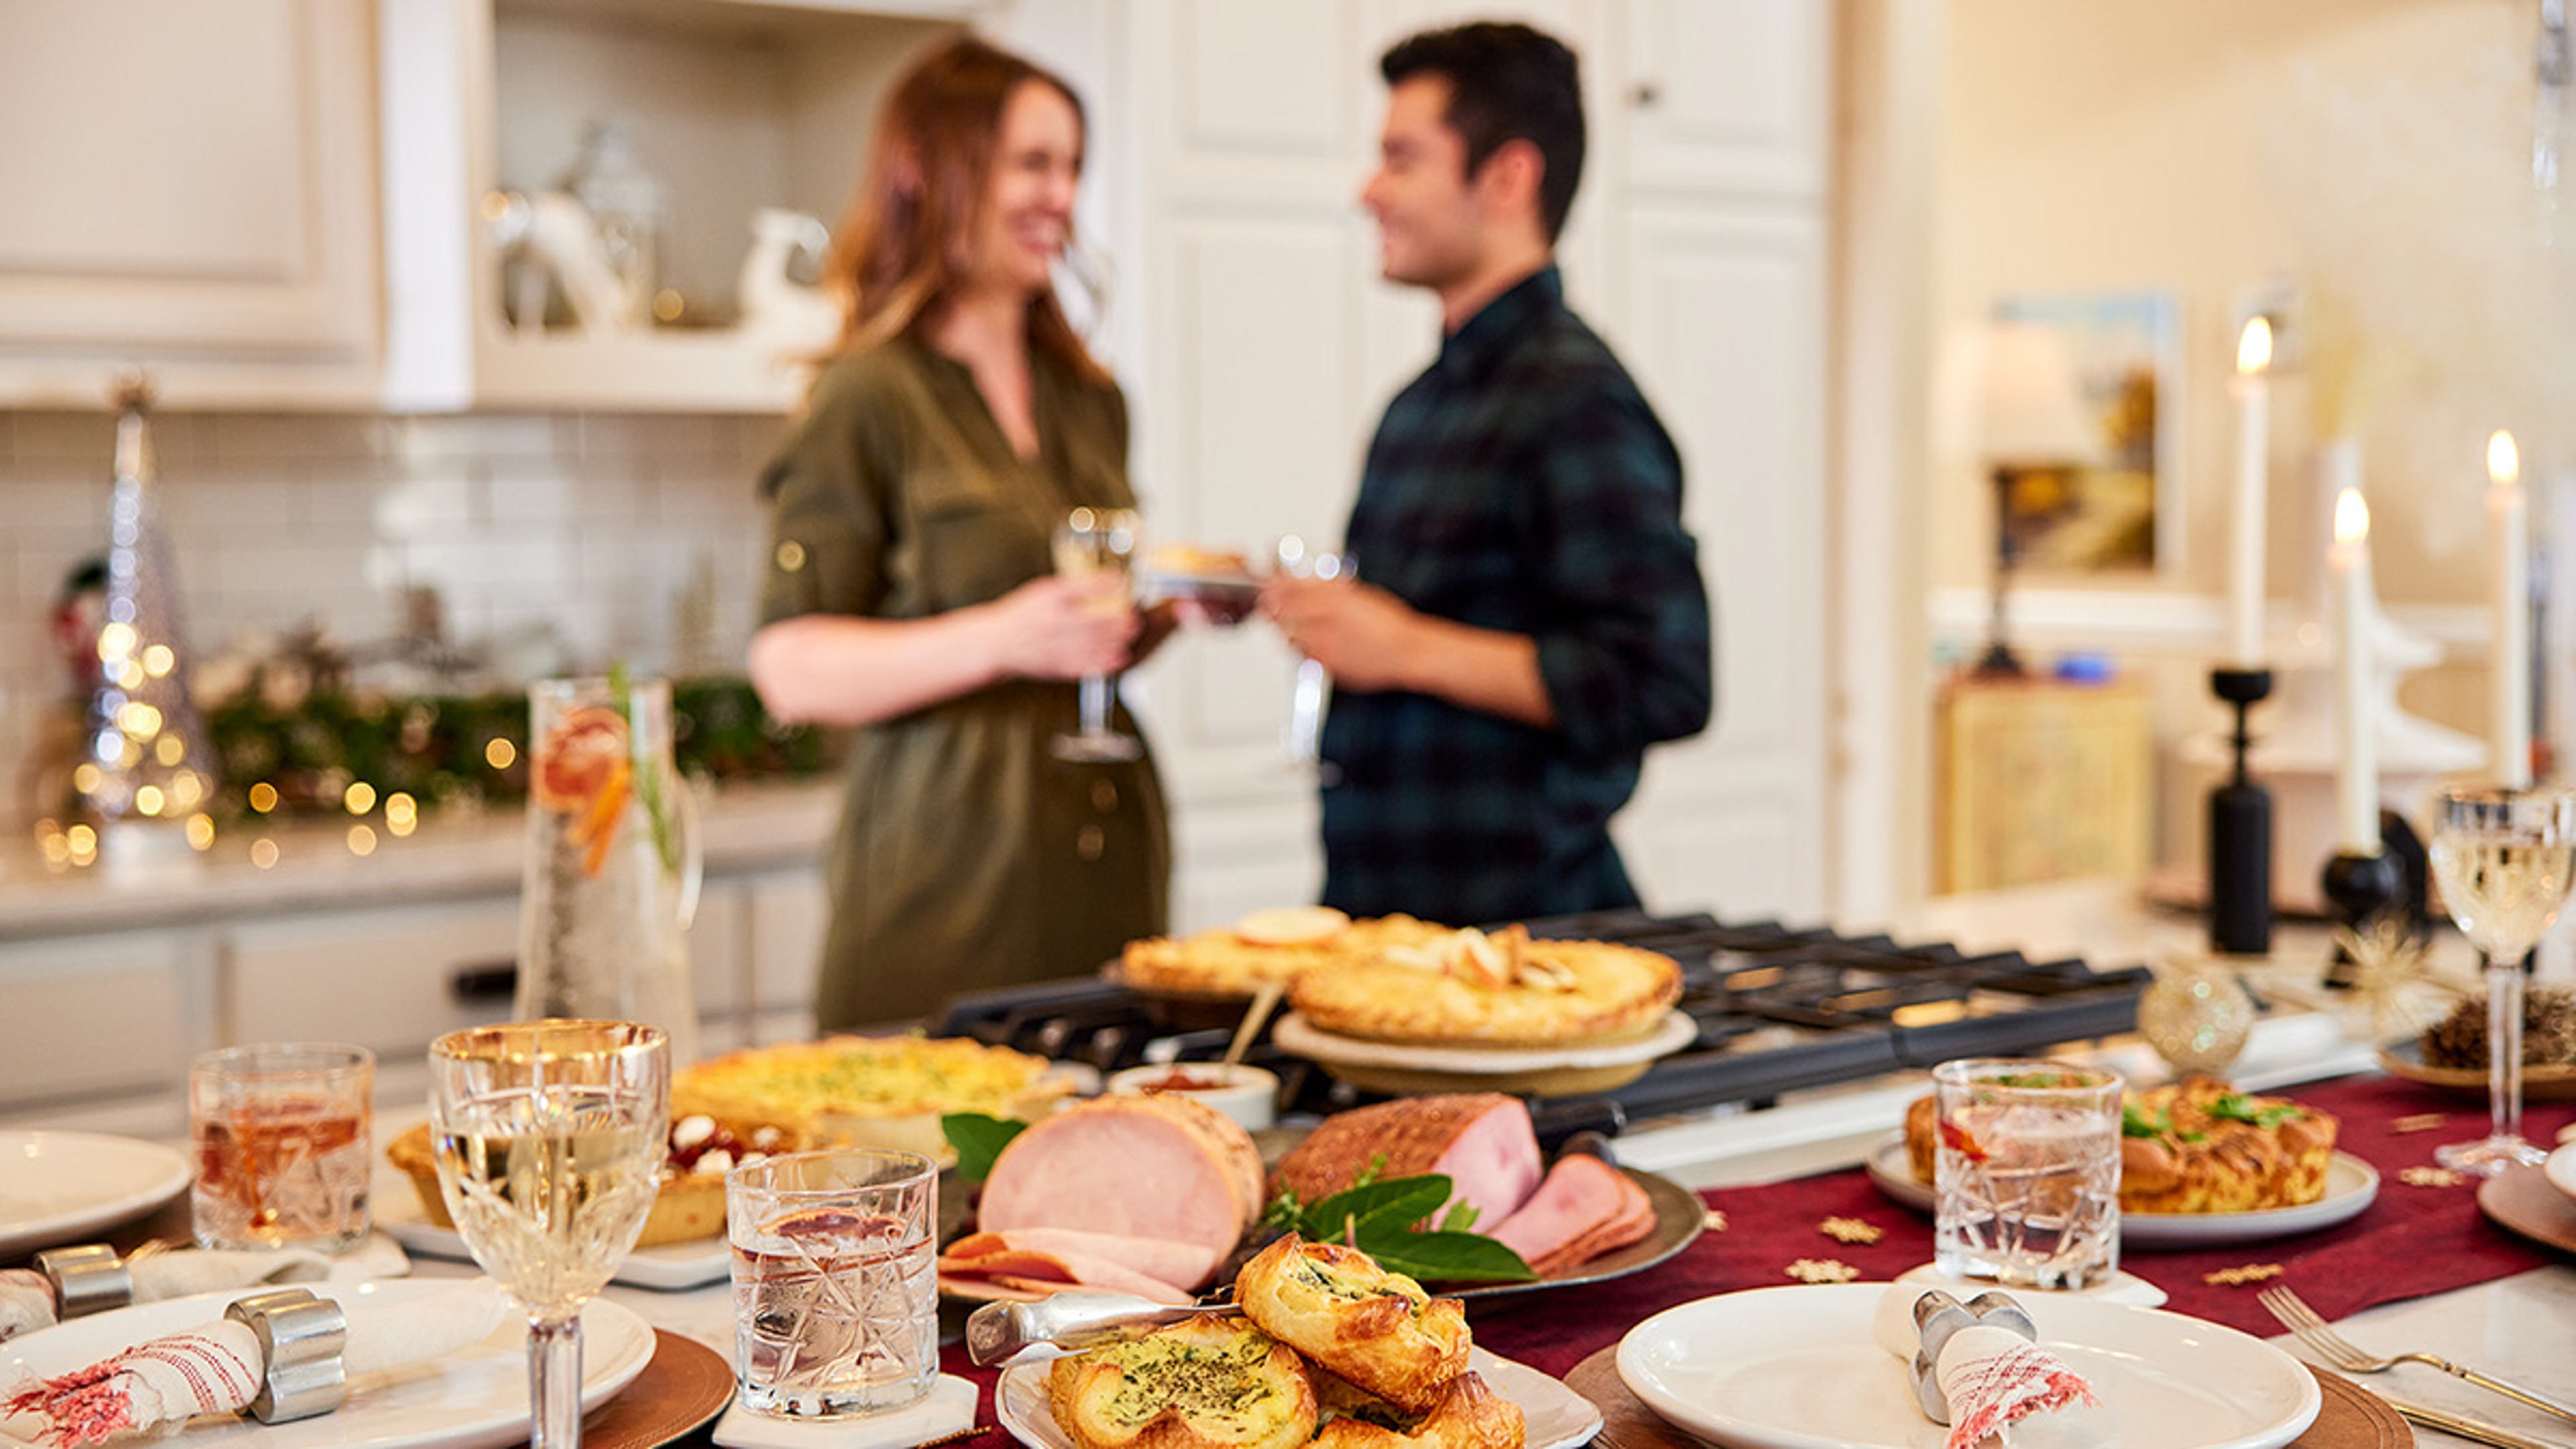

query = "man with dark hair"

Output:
[[1264, 21, 1713, 925]]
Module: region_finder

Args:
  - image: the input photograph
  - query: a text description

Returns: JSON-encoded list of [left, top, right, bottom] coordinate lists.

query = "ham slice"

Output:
[[1271, 1093, 1543, 1228], [977, 1094, 1265, 1260], [936, 1232, 1195, 1305], [955, 1226, 1222, 1293], [1487, 1153, 1658, 1275]]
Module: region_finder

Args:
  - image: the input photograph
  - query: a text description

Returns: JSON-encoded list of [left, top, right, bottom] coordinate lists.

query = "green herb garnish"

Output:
[[1259, 1173, 1535, 1283]]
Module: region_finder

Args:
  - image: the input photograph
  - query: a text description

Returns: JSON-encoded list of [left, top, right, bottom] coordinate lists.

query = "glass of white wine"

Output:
[[1050, 506, 1143, 763], [2428, 784, 2576, 1174], [1269, 535, 1351, 779], [429, 1020, 670, 1448]]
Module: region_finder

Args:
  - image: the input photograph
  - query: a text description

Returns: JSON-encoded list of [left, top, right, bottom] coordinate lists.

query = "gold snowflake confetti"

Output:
[[2390, 1113, 2449, 1134], [1819, 1216, 1884, 1245], [2202, 1263, 2284, 1287], [1702, 1210, 1729, 1232], [2400, 1166, 2467, 1187], [1785, 1258, 1860, 1284]]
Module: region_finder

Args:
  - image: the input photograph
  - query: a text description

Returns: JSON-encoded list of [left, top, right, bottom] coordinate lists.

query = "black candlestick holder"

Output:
[[2207, 667, 2273, 955], [2320, 846, 2402, 989]]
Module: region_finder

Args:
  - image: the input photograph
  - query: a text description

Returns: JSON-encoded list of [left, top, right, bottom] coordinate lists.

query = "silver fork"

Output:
[[2257, 1284, 2576, 1426]]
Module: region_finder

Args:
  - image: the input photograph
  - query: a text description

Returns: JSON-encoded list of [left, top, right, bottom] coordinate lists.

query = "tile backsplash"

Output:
[[1, 409, 787, 830]]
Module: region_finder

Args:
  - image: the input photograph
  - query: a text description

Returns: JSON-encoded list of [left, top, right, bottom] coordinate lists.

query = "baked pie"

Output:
[[1286, 928, 1683, 1047], [1118, 911, 1450, 998], [1902, 1076, 2339, 1214], [674, 1033, 1071, 1159]]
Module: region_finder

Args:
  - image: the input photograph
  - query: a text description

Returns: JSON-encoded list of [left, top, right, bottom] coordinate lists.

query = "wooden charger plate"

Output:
[[1563, 1345, 2408, 1448], [2477, 1163, 2576, 1255], [2377, 1038, 2576, 1103]]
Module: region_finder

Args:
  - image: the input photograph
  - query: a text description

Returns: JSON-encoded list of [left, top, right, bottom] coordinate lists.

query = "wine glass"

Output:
[[2428, 784, 2576, 1174], [1271, 535, 1350, 780], [1049, 506, 1143, 763], [429, 1020, 670, 1448]]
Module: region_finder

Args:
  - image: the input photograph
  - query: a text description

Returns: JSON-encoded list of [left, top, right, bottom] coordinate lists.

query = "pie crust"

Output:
[[1286, 938, 1682, 1047]]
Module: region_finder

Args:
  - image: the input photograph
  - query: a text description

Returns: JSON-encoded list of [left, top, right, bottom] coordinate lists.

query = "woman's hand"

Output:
[[983, 574, 1140, 681]]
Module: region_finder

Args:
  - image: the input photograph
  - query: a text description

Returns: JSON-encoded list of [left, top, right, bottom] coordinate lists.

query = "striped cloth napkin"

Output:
[[3, 1279, 506, 1446]]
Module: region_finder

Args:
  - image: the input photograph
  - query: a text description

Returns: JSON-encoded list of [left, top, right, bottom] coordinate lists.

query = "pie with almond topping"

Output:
[[1117, 911, 1452, 998], [1286, 932, 1683, 1046]]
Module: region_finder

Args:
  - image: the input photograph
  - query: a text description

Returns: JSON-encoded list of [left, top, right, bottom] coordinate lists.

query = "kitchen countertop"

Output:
[[0, 781, 839, 941]]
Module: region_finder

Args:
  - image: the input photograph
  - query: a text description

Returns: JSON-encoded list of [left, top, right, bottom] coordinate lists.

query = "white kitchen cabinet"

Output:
[[378, 0, 968, 412], [225, 899, 525, 1057], [0, 0, 382, 409], [0, 930, 211, 1116]]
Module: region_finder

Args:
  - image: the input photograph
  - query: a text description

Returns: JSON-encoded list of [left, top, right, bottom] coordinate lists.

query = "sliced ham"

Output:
[[1271, 1093, 1543, 1228], [1487, 1154, 1658, 1275], [977, 1094, 1265, 1260], [957, 1226, 1223, 1293], [936, 1233, 1196, 1305]]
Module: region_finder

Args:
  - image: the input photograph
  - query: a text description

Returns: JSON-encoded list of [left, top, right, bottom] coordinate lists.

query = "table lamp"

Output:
[[1970, 322, 2098, 677]]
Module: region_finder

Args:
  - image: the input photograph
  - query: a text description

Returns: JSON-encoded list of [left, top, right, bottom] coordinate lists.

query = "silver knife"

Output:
[[965, 1291, 1247, 1366], [2379, 1391, 2572, 1449]]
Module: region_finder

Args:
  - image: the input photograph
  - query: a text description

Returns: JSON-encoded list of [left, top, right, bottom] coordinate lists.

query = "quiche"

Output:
[[1046, 1315, 1318, 1449], [1902, 1077, 2339, 1214], [1119, 911, 1450, 998], [675, 1034, 1071, 1159], [1287, 928, 1683, 1047]]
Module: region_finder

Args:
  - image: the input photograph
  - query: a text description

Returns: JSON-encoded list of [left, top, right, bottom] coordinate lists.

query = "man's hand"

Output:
[[1261, 575, 1422, 692]]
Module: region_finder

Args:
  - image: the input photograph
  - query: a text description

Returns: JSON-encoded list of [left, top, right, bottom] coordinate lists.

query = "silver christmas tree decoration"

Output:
[[78, 375, 220, 855]]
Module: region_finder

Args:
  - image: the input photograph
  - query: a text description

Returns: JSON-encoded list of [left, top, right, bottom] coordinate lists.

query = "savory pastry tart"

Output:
[[1311, 1368, 1526, 1449], [1286, 929, 1683, 1046], [387, 1112, 800, 1246], [1119, 912, 1448, 998], [673, 1033, 1071, 1159], [1234, 1234, 1471, 1413], [1902, 1077, 2339, 1214], [1045, 1315, 1318, 1449]]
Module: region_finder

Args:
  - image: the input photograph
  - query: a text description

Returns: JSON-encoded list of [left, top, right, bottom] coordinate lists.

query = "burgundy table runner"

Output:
[[920, 1071, 2571, 1445]]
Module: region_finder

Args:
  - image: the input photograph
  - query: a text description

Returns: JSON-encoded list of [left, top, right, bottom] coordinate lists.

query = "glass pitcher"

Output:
[[516, 675, 702, 1063]]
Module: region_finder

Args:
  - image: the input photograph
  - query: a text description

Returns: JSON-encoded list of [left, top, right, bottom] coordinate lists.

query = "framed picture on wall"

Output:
[[1990, 290, 2183, 576]]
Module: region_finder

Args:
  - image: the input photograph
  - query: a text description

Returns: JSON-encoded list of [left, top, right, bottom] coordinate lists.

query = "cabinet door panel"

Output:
[[227, 902, 521, 1057], [0, 0, 378, 368], [0, 933, 203, 1110], [1622, 0, 1827, 199], [1616, 207, 1829, 916]]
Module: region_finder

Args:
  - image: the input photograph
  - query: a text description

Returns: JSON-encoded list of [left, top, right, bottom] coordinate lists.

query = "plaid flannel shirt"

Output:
[[1320, 267, 1714, 923]]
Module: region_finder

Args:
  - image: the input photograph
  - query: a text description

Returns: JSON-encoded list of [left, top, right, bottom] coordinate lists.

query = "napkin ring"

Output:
[[1908, 1289, 2037, 1422], [33, 1245, 129, 1320], [225, 1287, 347, 1424]]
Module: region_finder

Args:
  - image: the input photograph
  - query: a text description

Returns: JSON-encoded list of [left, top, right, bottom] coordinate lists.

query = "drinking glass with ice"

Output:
[[1931, 1059, 2123, 1291]]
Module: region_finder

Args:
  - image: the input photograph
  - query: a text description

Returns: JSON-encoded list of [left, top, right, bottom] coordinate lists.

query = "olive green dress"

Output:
[[758, 338, 1171, 1029]]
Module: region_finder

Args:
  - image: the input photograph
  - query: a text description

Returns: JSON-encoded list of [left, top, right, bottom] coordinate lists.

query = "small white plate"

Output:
[[1863, 1134, 2381, 1246], [0, 1278, 654, 1449], [2544, 1142, 2576, 1203], [997, 1347, 1601, 1449], [1273, 1011, 1697, 1073], [0, 1130, 193, 1256], [372, 1173, 729, 1291], [1618, 1281, 2320, 1449]]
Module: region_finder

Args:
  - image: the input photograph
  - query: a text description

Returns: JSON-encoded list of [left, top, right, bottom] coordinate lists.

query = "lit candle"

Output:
[[2489, 429, 2532, 790], [2228, 317, 2273, 666], [2332, 487, 2379, 852]]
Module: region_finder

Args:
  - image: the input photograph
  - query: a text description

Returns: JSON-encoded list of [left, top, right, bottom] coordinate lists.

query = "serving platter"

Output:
[[1617, 1282, 2320, 1449], [1273, 1010, 1698, 1096], [1453, 1163, 1704, 1300], [1862, 1134, 2381, 1246], [0, 1279, 653, 1449], [0, 1130, 193, 1256], [2377, 1036, 2576, 1102], [998, 1346, 1603, 1449]]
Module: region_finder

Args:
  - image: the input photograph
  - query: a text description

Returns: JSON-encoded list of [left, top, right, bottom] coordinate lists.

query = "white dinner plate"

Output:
[[372, 1170, 729, 1291], [1863, 1134, 2381, 1246], [0, 1130, 193, 1256], [997, 1347, 1601, 1449], [0, 1278, 654, 1448], [1617, 1282, 2320, 1449], [1273, 1011, 1698, 1073], [2544, 1142, 2576, 1203]]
